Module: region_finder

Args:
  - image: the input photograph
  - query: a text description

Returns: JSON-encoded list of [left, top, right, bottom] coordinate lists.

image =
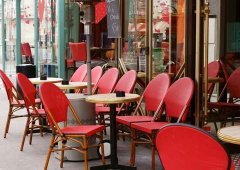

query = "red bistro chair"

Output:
[[69, 42, 87, 69], [69, 64, 87, 82], [130, 77, 194, 170], [93, 67, 119, 94], [207, 61, 221, 100], [17, 73, 47, 151], [96, 70, 137, 128], [208, 67, 240, 130], [82, 66, 103, 93], [116, 73, 171, 136], [39, 82, 105, 170], [21, 42, 33, 64], [155, 124, 235, 170], [0, 69, 41, 138]]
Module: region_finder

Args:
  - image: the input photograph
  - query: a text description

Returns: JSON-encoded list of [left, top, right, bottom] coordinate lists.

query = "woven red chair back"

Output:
[[40, 82, 69, 126], [95, 67, 119, 94], [70, 64, 87, 82], [16, 73, 36, 108], [114, 70, 137, 93], [156, 124, 232, 170], [164, 77, 194, 122], [69, 42, 87, 62]]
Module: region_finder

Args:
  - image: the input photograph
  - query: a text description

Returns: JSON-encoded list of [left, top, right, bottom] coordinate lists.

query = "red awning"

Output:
[[95, 1, 106, 24]]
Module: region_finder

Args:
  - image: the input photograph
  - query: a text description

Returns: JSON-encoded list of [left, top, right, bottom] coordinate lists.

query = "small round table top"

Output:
[[217, 125, 240, 145], [54, 82, 89, 90], [86, 93, 140, 104], [29, 77, 63, 85]]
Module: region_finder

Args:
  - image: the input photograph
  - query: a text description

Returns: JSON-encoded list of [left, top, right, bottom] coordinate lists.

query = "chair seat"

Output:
[[208, 102, 240, 108], [96, 106, 121, 115], [61, 125, 105, 137], [12, 99, 25, 106], [31, 109, 46, 116], [116, 116, 153, 126], [66, 59, 75, 68], [35, 98, 41, 104], [12, 98, 41, 106], [131, 122, 170, 134]]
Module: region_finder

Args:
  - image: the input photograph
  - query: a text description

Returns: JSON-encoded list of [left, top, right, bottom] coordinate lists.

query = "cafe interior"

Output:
[[0, 0, 240, 169]]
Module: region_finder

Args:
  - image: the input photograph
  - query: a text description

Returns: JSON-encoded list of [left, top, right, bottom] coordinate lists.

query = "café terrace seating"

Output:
[[96, 70, 137, 129], [0, 69, 240, 169], [0, 69, 41, 138], [129, 77, 194, 170], [116, 73, 171, 138]]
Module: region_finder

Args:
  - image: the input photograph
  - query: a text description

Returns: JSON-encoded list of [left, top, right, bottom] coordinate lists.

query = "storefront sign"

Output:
[[106, 0, 121, 38]]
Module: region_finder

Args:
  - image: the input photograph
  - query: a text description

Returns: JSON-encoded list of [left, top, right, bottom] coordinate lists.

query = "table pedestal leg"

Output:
[[90, 104, 137, 170]]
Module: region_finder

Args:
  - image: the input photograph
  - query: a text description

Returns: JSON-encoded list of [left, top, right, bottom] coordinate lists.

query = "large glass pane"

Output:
[[4, 0, 16, 75], [122, 0, 146, 72], [39, 0, 57, 77], [122, 0, 186, 80], [152, 0, 185, 75]]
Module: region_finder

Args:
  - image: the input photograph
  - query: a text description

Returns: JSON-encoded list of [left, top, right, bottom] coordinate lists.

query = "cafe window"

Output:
[[122, 0, 186, 77]]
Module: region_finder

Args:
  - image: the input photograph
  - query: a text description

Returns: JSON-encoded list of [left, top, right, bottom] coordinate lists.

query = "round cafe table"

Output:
[[86, 93, 140, 170], [29, 77, 63, 85], [217, 125, 240, 145], [54, 82, 89, 91]]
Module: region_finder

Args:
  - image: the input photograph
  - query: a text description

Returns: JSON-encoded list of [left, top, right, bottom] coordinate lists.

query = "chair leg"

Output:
[[39, 118, 44, 137], [4, 106, 12, 138], [29, 117, 35, 145], [100, 132, 106, 164], [20, 116, 30, 151], [60, 140, 65, 168], [44, 135, 55, 170], [83, 137, 88, 170], [151, 145, 155, 170], [130, 129, 136, 166]]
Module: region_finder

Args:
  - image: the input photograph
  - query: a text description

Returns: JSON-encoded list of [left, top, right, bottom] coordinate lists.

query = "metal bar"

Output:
[[203, 0, 210, 122], [85, 24, 92, 95], [195, 0, 201, 127], [2, 0, 6, 71], [34, 0, 39, 75], [57, 0, 65, 78], [16, 0, 21, 65], [148, 0, 153, 82]]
